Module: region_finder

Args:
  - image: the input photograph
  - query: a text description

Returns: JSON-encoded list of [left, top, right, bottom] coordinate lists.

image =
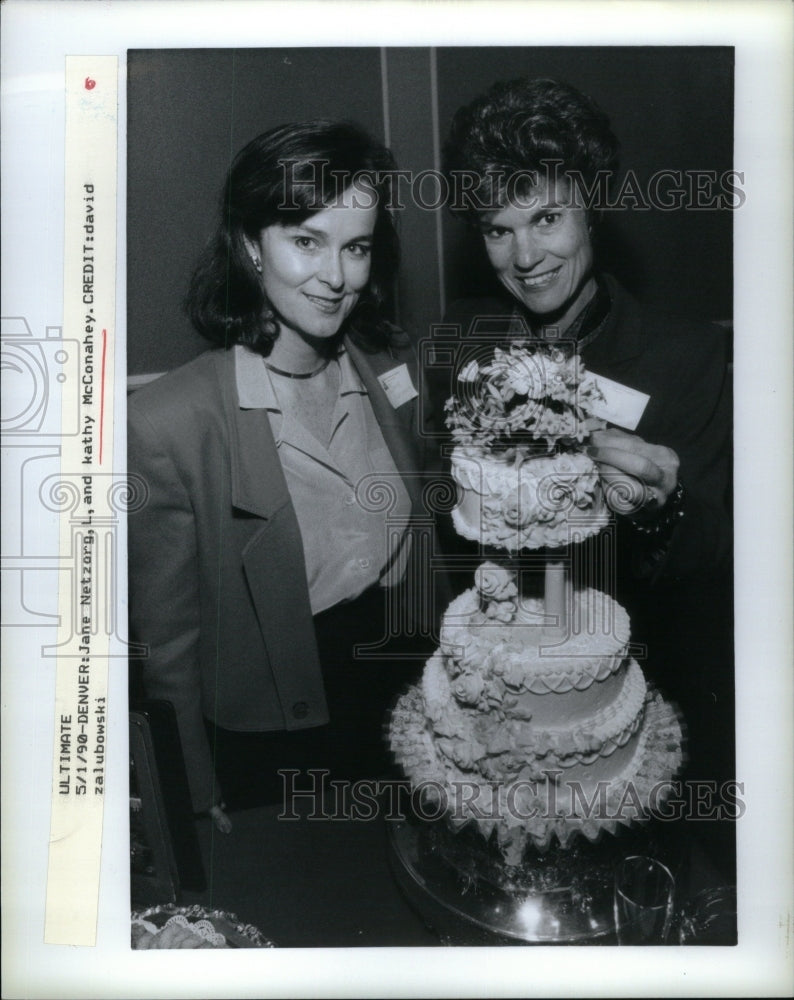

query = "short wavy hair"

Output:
[[187, 119, 400, 355], [443, 78, 619, 222]]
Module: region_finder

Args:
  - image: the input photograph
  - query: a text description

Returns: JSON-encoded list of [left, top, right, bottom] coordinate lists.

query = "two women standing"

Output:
[[129, 80, 731, 832]]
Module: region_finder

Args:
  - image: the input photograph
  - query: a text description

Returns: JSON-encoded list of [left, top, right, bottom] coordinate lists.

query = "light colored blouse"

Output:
[[235, 345, 411, 614]]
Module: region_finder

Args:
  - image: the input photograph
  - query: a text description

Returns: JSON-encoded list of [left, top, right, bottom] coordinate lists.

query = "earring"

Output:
[[251, 256, 262, 273]]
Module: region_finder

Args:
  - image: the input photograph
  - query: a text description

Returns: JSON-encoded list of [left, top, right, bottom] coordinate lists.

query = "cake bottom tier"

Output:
[[390, 684, 683, 865]]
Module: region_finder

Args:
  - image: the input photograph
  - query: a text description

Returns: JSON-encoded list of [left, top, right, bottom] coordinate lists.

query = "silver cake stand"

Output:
[[387, 816, 641, 944]]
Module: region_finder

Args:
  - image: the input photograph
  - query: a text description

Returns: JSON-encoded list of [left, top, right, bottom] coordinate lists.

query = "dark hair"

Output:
[[187, 119, 400, 354], [443, 78, 619, 222]]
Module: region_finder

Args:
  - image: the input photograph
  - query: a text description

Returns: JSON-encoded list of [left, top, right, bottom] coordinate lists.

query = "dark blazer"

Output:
[[128, 335, 434, 812]]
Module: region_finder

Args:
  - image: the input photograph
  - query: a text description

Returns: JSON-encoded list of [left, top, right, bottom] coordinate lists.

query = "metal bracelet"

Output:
[[627, 480, 686, 535]]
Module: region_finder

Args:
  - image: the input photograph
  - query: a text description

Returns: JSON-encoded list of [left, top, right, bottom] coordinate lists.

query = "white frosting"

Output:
[[451, 447, 609, 551], [391, 573, 683, 858], [388, 381, 684, 859], [390, 683, 683, 858], [424, 652, 647, 778], [439, 586, 631, 721]]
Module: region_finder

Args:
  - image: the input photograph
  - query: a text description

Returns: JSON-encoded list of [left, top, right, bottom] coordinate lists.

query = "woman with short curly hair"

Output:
[[445, 77, 619, 229]]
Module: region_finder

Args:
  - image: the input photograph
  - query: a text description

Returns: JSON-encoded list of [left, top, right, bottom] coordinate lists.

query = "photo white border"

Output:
[[2, 1, 792, 997]]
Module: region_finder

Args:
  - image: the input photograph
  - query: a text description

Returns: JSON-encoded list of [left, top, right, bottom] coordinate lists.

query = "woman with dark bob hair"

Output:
[[128, 120, 436, 832], [187, 119, 400, 355], [441, 79, 733, 798]]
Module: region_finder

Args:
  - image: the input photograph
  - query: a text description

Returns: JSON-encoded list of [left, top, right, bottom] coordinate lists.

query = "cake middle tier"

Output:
[[438, 585, 631, 725]]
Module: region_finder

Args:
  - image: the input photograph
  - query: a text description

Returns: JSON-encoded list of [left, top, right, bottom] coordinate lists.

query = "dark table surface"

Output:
[[179, 801, 439, 947]]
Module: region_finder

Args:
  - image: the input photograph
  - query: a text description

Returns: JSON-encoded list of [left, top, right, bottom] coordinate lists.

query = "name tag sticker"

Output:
[[586, 373, 650, 431], [378, 364, 418, 409]]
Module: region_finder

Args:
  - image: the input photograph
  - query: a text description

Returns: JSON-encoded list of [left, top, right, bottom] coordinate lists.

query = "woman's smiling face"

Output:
[[247, 180, 378, 344], [480, 179, 596, 333]]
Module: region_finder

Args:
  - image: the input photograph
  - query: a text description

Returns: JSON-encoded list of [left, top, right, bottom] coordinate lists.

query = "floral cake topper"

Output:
[[446, 342, 605, 456]]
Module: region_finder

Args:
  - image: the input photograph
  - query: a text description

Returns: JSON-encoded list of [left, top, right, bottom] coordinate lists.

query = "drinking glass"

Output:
[[614, 855, 675, 944]]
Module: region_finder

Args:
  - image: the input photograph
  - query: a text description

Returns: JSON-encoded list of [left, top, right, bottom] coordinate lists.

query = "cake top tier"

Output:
[[445, 342, 605, 458]]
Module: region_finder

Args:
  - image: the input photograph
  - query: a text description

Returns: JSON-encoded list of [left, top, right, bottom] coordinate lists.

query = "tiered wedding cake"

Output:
[[390, 342, 683, 866]]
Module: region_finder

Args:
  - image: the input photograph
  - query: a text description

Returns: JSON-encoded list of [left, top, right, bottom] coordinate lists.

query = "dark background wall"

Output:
[[128, 46, 733, 376]]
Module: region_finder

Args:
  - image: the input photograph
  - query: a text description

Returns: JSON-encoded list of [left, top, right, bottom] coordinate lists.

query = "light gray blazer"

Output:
[[128, 335, 434, 811]]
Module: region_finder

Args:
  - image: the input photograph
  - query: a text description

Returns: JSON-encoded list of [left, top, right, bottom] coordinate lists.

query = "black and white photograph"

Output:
[[2, 2, 792, 997], [126, 43, 737, 949]]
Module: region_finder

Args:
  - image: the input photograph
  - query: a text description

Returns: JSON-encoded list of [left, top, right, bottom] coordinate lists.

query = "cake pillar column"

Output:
[[544, 552, 568, 636]]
